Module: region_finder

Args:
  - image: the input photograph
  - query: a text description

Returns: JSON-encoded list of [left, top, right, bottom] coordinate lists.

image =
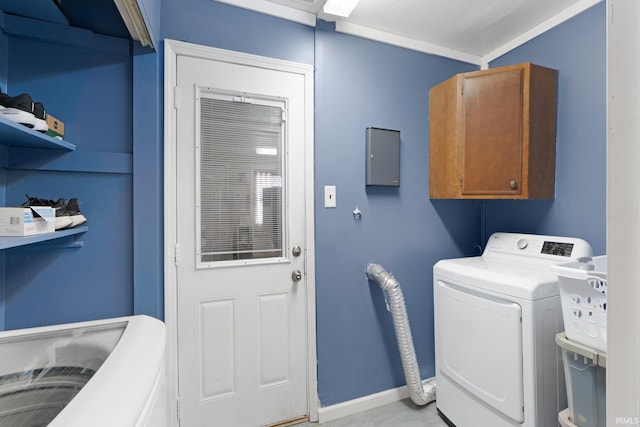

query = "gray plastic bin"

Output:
[[556, 332, 606, 427]]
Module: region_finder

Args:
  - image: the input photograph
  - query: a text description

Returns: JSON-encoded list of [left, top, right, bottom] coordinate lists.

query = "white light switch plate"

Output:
[[324, 186, 336, 208]]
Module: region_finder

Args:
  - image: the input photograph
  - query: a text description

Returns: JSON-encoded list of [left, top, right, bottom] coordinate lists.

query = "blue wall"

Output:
[[132, 43, 163, 318], [161, 0, 314, 64], [485, 2, 606, 255], [314, 21, 479, 404]]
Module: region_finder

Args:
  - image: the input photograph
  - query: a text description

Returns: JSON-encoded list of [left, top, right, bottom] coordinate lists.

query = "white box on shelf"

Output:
[[0, 207, 55, 236]]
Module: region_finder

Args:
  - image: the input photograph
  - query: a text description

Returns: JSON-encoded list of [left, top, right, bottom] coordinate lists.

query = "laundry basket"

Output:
[[551, 256, 607, 352], [556, 332, 606, 427]]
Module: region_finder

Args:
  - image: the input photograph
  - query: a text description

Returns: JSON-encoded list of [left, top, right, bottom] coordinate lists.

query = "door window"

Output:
[[197, 91, 286, 267]]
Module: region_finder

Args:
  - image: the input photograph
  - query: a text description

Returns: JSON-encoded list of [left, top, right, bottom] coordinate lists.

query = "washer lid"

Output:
[[434, 256, 561, 300]]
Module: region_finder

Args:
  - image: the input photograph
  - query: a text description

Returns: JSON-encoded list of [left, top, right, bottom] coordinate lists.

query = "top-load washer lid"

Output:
[[434, 232, 593, 300], [0, 321, 126, 427], [0, 315, 166, 427]]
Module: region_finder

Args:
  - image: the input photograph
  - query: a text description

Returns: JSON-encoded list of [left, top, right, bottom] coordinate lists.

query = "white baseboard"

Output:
[[317, 380, 429, 423]]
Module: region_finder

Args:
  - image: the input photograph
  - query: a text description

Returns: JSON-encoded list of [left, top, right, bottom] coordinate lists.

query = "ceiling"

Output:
[[0, 0, 602, 65], [219, 0, 602, 65]]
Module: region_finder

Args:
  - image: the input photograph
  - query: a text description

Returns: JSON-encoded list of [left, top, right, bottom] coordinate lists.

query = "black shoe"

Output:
[[50, 198, 73, 230], [0, 92, 36, 128], [21, 194, 49, 207], [21, 195, 72, 230], [33, 102, 45, 119], [0, 88, 7, 110], [33, 102, 47, 132], [0, 90, 34, 112], [66, 198, 87, 227]]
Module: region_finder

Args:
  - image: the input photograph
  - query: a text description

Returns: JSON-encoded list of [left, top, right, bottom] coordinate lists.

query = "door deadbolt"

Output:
[[292, 246, 302, 257], [291, 270, 302, 282]]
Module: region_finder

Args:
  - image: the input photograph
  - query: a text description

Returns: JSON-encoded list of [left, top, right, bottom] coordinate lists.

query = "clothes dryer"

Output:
[[434, 232, 592, 427]]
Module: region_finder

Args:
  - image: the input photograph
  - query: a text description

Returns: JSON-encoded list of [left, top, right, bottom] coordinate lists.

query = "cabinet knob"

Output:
[[509, 180, 518, 190]]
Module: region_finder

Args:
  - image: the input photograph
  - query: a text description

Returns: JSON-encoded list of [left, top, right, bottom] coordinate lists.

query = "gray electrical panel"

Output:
[[366, 127, 400, 186]]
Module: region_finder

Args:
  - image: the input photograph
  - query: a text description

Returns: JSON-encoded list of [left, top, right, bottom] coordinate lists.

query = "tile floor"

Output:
[[299, 399, 449, 426]]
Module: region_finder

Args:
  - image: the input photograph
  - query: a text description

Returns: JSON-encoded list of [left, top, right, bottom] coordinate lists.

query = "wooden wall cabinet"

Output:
[[429, 62, 558, 199]]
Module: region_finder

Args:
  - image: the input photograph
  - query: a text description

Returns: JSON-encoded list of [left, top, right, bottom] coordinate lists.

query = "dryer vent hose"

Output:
[[366, 263, 436, 406]]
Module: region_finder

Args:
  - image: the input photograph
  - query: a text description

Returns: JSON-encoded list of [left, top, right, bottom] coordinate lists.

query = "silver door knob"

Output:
[[291, 270, 302, 282], [292, 246, 302, 257], [509, 180, 518, 190]]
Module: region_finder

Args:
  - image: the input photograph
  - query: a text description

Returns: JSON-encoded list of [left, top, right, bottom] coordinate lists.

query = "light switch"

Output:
[[324, 186, 336, 208]]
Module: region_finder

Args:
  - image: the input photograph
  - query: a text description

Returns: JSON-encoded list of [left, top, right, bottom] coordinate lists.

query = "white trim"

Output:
[[164, 40, 180, 427], [482, 0, 603, 64], [317, 380, 434, 423], [301, 39, 320, 422], [214, 0, 317, 26], [163, 38, 318, 425], [607, 0, 640, 422], [334, 0, 603, 67], [215, 0, 602, 67], [334, 21, 483, 66]]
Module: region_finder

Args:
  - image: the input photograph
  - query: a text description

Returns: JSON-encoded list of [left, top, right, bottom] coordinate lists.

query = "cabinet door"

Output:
[[461, 68, 523, 195]]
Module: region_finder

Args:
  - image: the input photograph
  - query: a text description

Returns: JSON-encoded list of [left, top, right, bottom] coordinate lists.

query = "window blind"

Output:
[[198, 95, 285, 264]]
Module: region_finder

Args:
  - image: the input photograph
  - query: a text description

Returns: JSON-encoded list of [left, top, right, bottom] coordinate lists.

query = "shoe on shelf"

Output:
[[0, 90, 49, 131], [21, 194, 50, 207], [32, 102, 47, 133], [66, 198, 87, 227], [50, 198, 73, 230], [21, 195, 72, 230], [0, 88, 10, 108], [1, 92, 34, 113], [0, 92, 37, 128], [0, 108, 37, 128]]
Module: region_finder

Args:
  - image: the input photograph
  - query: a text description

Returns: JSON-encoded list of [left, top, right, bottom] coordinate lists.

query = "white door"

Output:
[[174, 51, 311, 427]]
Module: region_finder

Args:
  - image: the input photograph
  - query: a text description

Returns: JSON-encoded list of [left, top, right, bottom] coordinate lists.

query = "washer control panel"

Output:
[[541, 241, 575, 257], [484, 232, 592, 260]]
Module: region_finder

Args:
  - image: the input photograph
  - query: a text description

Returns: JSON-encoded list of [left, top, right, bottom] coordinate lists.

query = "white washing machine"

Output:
[[433, 232, 592, 427], [0, 315, 167, 427]]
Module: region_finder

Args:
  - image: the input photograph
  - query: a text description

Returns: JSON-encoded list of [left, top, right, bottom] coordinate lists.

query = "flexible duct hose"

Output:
[[366, 263, 436, 406]]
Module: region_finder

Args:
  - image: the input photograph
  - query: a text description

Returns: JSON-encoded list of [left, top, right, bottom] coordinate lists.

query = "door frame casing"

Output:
[[163, 39, 318, 426]]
